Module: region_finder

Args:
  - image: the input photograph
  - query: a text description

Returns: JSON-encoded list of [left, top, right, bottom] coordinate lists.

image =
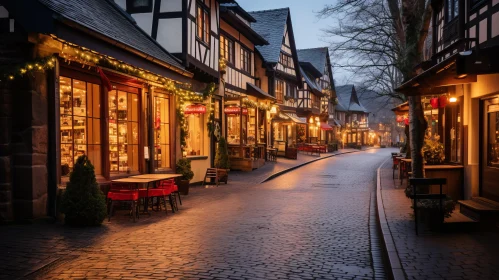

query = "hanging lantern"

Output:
[[430, 97, 439, 109], [184, 104, 207, 115], [438, 96, 447, 108], [396, 115, 404, 122], [224, 106, 248, 115], [404, 117, 409, 126]]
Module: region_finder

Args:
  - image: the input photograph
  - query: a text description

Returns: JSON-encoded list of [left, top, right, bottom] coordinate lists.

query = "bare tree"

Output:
[[319, 0, 432, 178]]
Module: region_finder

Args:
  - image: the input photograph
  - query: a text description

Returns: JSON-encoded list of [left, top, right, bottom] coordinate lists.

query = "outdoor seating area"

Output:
[[107, 174, 182, 222], [297, 143, 328, 156]]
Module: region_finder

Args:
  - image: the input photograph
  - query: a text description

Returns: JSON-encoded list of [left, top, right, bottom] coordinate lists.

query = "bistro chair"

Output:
[[392, 155, 400, 179], [157, 179, 178, 212], [139, 183, 173, 214], [107, 183, 140, 222]]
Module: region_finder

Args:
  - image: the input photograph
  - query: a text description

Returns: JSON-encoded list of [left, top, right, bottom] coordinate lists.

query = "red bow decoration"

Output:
[[404, 117, 409, 126], [430, 98, 439, 109], [438, 96, 447, 108], [96, 67, 112, 92]]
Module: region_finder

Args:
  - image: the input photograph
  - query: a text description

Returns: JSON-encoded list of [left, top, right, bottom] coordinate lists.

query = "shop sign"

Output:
[[224, 106, 248, 115], [185, 104, 207, 115]]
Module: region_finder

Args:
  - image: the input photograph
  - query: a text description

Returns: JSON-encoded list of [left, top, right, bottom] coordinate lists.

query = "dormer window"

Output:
[[126, 0, 153, 14], [197, 2, 210, 45], [446, 0, 458, 23]]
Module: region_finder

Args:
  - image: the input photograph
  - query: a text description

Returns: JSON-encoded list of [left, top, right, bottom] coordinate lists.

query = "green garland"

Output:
[[241, 97, 271, 111], [0, 56, 57, 83]]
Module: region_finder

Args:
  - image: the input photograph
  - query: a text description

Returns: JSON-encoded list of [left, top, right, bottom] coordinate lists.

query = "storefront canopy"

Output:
[[320, 123, 334, 131], [391, 102, 409, 115], [273, 112, 306, 124], [247, 82, 276, 101]]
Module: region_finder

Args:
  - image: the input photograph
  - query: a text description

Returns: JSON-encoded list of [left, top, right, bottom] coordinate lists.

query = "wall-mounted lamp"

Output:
[[449, 97, 458, 103], [309, 117, 314, 124]]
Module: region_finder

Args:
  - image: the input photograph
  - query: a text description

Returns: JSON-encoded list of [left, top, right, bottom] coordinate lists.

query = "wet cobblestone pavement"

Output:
[[1, 149, 390, 280]]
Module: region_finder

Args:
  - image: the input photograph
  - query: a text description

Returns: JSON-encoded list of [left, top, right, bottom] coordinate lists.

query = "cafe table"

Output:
[[399, 158, 412, 184]]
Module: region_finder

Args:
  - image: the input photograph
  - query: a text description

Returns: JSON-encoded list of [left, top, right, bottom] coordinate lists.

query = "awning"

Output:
[[247, 82, 276, 100], [320, 123, 334, 131], [391, 102, 409, 115], [273, 112, 306, 124]]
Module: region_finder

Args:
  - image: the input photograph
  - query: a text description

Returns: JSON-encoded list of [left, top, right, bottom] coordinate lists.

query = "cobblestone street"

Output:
[[1, 149, 390, 279]]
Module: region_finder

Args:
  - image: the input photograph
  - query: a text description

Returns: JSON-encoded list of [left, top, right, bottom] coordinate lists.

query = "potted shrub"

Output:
[[214, 137, 230, 183], [422, 136, 445, 165], [61, 155, 107, 226], [176, 158, 194, 195]]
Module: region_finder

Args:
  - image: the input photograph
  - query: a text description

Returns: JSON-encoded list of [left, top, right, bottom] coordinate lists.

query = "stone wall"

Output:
[[0, 87, 13, 221], [10, 72, 49, 220]]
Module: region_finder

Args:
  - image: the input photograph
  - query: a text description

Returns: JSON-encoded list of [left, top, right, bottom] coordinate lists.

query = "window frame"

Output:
[[275, 79, 284, 104], [220, 34, 235, 65], [240, 46, 251, 74], [126, 0, 153, 14], [445, 0, 459, 23], [196, 1, 210, 45]]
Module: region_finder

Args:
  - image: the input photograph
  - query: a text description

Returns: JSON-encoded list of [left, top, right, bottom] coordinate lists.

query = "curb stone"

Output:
[[376, 158, 406, 280], [260, 148, 373, 183]]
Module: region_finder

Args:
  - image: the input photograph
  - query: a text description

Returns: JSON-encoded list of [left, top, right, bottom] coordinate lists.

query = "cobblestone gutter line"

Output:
[[261, 149, 367, 183], [370, 168, 388, 280], [376, 159, 406, 280]]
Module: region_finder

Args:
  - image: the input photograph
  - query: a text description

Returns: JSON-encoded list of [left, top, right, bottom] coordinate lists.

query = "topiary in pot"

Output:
[[176, 158, 194, 195], [214, 137, 230, 184], [61, 155, 107, 226]]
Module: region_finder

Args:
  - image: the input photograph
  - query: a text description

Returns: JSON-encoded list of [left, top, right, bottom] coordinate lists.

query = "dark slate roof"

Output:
[[357, 89, 398, 123], [220, 1, 256, 22], [37, 0, 186, 71], [299, 66, 322, 94], [335, 85, 369, 113], [248, 8, 289, 63], [297, 48, 328, 75]]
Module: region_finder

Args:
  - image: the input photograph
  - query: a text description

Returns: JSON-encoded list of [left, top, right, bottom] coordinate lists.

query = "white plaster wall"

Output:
[[160, 0, 182, 12], [157, 18, 182, 53]]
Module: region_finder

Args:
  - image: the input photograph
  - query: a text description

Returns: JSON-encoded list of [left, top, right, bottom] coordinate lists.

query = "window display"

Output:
[[60, 77, 101, 176], [154, 95, 170, 170], [184, 103, 205, 156], [247, 108, 256, 145], [450, 103, 461, 163], [109, 90, 139, 174], [226, 106, 247, 145]]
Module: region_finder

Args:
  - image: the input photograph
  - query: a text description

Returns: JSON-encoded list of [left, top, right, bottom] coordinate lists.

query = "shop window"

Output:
[[185, 103, 206, 156], [197, 2, 210, 45], [449, 103, 461, 163], [247, 108, 256, 145], [275, 80, 284, 104], [220, 35, 234, 64], [154, 95, 171, 170], [241, 47, 251, 73], [126, 0, 153, 14], [109, 90, 139, 174], [487, 104, 499, 168], [227, 109, 247, 145], [60, 77, 101, 177]]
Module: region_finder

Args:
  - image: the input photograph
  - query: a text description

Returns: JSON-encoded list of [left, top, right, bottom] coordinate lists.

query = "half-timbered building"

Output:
[[396, 0, 499, 225], [297, 47, 337, 144], [248, 8, 304, 151], [218, 1, 272, 170], [335, 85, 369, 147], [115, 0, 235, 181], [0, 0, 194, 221]]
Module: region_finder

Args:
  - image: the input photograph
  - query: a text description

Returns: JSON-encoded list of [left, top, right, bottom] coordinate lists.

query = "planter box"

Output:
[[285, 147, 297, 159]]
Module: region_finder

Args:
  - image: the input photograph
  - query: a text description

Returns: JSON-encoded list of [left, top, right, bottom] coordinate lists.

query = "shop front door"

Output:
[[482, 97, 499, 201]]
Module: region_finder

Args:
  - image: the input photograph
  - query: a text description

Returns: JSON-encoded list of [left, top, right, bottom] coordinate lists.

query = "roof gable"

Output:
[[297, 48, 328, 76], [335, 84, 369, 113], [248, 8, 289, 63]]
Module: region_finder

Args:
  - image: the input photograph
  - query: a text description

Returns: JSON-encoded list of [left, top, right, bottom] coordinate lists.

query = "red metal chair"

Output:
[[107, 183, 139, 222], [139, 183, 173, 214], [158, 179, 181, 211], [392, 156, 400, 179]]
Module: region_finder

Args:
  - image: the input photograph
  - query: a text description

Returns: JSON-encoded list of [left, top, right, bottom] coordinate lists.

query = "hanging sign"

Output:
[[224, 106, 248, 115], [184, 104, 207, 115]]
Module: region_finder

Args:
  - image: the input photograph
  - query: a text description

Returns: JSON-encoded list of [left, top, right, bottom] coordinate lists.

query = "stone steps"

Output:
[[457, 197, 499, 230]]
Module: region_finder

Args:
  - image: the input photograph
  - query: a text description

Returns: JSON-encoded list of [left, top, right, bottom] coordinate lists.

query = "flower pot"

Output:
[[177, 179, 190, 195], [216, 169, 229, 184]]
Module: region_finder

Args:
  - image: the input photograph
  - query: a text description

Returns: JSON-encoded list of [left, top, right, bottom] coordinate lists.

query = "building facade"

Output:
[[335, 85, 370, 147], [396, 0, 499, 216], [0, 0, 194, 221]]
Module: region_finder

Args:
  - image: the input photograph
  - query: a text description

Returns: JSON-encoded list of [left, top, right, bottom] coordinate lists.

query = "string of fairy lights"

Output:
[[0, 36, 219, 154]]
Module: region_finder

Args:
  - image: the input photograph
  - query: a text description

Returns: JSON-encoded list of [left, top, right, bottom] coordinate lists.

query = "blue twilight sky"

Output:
[[237, 0, 351, 85]]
